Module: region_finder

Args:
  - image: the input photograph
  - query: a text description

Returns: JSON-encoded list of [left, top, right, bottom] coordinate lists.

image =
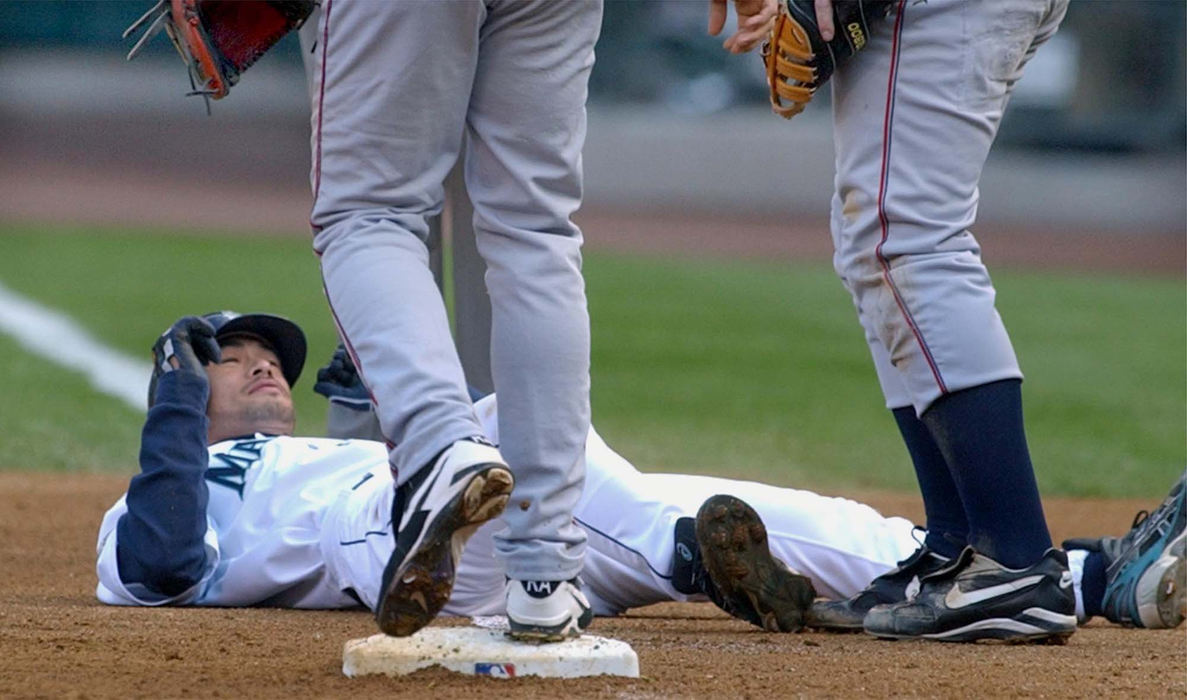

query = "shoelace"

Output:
[[687, 555, 725, 609], [1121, 509, 1157, 551]]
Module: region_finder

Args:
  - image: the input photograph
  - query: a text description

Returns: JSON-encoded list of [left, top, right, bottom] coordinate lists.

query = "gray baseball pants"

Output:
[[830, 0, 1069, 414], [302, 0, 602, 581]]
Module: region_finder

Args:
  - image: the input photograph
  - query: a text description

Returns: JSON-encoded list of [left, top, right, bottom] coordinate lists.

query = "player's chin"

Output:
[[241, 397, 296, 430]]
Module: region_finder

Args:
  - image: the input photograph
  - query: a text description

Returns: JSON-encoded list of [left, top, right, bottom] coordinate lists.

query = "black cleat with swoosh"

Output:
[[863, 547, 1077, 643]]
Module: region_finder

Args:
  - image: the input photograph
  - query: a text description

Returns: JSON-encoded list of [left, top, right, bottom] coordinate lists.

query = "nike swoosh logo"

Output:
[[904, 575, 922, 602], [395, 506, 428, 540], [449, 461, 501, 486], [406, 469, 443, 517], [944, 574, 1045, 609]]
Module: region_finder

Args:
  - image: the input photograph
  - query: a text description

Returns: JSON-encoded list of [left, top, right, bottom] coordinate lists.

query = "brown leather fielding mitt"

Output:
[[763, 0, 896, 119], [124, 0, 315, 105]]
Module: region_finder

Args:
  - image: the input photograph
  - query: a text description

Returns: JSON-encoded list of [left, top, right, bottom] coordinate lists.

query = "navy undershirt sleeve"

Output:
[[115, 370, 212, 598]]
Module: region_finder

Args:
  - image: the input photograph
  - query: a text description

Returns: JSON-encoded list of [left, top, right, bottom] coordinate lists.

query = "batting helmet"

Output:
[[202, 311, 308, 389]]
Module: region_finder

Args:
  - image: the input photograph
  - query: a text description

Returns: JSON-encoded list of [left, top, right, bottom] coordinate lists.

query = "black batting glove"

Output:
[[147, 316, 221, 407], [313, 343, 371, 410]]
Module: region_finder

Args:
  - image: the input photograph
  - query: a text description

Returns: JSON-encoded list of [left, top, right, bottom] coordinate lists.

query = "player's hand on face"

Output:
[[709, 0, 779, 54], [152, 316, 221, 376], [147, 316, 221, 407], [815, 0, 836, 41]]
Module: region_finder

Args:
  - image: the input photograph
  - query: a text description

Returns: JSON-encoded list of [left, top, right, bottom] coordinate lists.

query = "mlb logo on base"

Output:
[[475, 662, 516, 678]]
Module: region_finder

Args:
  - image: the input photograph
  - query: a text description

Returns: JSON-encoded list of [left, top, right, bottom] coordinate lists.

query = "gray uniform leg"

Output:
[[830, 0, 1069, 414], [465, 0, 602, 581], [307, 0, 599, 581]]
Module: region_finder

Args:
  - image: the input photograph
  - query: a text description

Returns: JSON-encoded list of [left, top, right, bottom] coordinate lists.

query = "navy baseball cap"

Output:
[[203, 311, 307, 388]]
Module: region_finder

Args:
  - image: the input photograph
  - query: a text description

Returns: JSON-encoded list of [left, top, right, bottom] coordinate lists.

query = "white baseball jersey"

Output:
[[97, 395, 919, 614]]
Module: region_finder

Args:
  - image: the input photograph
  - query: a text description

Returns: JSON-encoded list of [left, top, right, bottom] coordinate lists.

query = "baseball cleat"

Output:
[[1063, 469, 1186, 629], [805, 544, 949, 632], [505, 578, 593, 643], [376, 439, 513, 637], [863, 547, 1077, 644], [693, 494, 816, 632]]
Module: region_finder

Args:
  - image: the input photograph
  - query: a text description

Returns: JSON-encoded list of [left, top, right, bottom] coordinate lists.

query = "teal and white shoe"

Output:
[[1065, 469, 1186, 629]]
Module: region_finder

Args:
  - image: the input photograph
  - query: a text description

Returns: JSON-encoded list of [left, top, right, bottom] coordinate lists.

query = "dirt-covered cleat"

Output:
[[376, 439, 513, 637], [505, 578, 594, 643], [693, 494, 816, 632], [805, 544, 949, 632], [863, 547, 1077, 644]]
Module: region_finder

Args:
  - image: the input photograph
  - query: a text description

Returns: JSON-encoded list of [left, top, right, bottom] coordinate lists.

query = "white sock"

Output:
[[1066, 548, 1088, 624]]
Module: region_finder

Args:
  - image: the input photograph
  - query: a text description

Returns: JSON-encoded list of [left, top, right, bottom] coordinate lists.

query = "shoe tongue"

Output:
[[523, 580, 558, 599], [463, 435, 496, 448], [669, 517, 704, 595], [892, 545, 939, 575], [922, 546, 975, 581]]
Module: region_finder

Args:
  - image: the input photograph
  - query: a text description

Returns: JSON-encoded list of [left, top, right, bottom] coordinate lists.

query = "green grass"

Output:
[[0, 331, 142, 472], [1, 223, 1182, 498], [0, 225, 339, 441]]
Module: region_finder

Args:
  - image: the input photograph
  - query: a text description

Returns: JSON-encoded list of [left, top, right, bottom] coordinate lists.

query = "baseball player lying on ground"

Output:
[[95, 312, 1185, 635]]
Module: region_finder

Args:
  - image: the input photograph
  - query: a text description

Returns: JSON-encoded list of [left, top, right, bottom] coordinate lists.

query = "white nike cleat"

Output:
[[376, 438, 513, 637], [863, 547, 1077, 644], [505, 578, 593, 643]]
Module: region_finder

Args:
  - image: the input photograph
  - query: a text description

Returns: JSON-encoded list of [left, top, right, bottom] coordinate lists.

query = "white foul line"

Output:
[[0, 280, 150, 412]]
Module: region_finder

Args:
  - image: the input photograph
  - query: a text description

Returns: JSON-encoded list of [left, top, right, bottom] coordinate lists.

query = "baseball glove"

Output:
[[123, 0, 315, 105], [313, 343, 372, 411], [763, 0, 896, 119]]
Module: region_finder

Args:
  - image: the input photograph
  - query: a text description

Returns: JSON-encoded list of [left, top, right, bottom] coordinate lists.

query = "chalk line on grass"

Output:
[[0, 281, 149, 412]]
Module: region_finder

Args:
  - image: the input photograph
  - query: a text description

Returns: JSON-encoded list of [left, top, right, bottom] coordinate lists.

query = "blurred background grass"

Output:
[[1, 226, 1181, 499]]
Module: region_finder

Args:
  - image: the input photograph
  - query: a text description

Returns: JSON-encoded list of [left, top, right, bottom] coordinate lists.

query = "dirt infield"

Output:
[[1, 472, 1182, 699]]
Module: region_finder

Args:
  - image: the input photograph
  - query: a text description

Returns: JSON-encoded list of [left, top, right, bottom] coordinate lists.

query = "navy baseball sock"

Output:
[[1080, 550, 1108, 619], [920, 379, 1053, 569], [892, 406, 968, 559]]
